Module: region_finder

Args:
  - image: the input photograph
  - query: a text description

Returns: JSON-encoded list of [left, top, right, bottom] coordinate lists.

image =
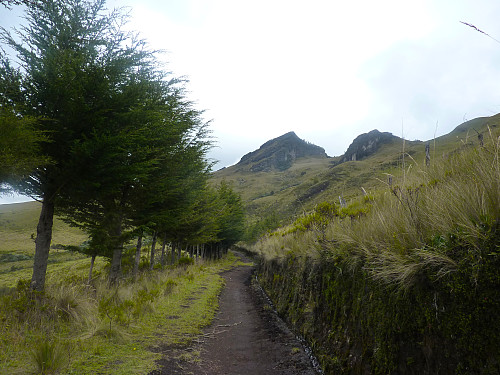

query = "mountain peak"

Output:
[[339, 129, 398, 163], [237, 132, 327, 172]]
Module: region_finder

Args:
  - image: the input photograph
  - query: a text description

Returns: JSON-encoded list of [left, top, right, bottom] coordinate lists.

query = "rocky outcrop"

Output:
[[237, 132, 327, 172], [340, 129, 398, 163]]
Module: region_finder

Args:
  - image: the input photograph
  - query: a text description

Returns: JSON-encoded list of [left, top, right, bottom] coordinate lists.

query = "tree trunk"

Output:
[[160, 233, 167, 266], [108, 221, 123, 285], [177, 242, 182, 260], [88, 254, 96, 284], [171, 242, 176, 264], [31, 197, 55, 292], [133, 233, 143, 278], [149, 231, 157, 271]]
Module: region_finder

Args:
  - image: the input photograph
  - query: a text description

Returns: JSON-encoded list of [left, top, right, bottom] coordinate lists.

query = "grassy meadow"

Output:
[[0, 201, 250, 374], [2, 113, 499, 374], [0, 201, 90, 290]]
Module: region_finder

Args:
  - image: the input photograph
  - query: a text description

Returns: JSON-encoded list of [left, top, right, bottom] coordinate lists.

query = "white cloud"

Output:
[[114, 0, 447, 165], [4, 0, 500, 170]]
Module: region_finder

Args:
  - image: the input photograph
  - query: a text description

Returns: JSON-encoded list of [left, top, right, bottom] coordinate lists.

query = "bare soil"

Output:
[[150, 252, 319, 375]]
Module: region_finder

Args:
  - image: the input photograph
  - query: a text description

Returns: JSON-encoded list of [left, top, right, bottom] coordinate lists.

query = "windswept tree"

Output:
[[0, 0, 205, 290], [59, 77, 212, 283], [126, 90, 212, 273]]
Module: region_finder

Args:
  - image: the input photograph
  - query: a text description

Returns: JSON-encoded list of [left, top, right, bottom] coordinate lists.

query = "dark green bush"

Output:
[[177, 257, 194, 267]]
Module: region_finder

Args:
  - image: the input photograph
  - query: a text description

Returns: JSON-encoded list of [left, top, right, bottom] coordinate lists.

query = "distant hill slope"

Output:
[[0, 201, 86, 252], [212, 113, 500, 225], [236, 131, 327, 172]]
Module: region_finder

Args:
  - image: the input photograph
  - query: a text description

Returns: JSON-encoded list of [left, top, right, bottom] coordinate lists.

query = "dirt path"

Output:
[[151, 252, 319, 374]]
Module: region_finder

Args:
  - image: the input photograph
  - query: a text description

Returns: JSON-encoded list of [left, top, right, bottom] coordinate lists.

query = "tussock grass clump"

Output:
[[335, 131, 499, 289], [31, 339, 66, 375], [256, 130, 500, 289]]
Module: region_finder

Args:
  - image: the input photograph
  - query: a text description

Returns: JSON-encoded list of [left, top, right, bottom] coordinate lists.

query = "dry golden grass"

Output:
[[214, 114, 500, 230], [251, 126, 500, 290]]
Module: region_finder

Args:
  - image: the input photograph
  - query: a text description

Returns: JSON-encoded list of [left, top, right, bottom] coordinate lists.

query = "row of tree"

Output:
[[0, 0, 244, 291]]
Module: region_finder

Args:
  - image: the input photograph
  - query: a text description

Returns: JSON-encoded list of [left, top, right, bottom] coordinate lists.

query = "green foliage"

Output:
[[0, 253, 31, 262], [178, 256, 195, 267], [0, 105, 48, 192], [98, 290, 129, 333], [0, 0, 217, 288], [214, 180, 245, 247], [282, 199, 371, 235], [31, 339, 66, 375], [8, 278, 35, 317], [244, 212, 281, 242], [339, 199, 371, 219]]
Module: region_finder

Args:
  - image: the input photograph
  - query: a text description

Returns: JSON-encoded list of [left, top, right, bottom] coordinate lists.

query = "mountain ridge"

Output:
[[212, 113, 500, 226]]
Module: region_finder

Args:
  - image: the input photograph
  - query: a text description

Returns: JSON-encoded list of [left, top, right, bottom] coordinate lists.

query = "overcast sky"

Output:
[[2, 0, 500, 203], [107, 0, 500, 167]]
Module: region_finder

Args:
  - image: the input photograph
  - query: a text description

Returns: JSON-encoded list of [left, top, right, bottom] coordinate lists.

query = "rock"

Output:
[[237, 132, 327, 172]]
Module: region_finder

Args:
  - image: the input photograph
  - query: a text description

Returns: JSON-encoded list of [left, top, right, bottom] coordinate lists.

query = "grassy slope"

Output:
[[0, 201, 89, 287], [0, 190, 252, 375], [0, 201, 87, 252], [246, 115, 500, 373], [212, 113, 500, 225], [1, 113, 498, 373]]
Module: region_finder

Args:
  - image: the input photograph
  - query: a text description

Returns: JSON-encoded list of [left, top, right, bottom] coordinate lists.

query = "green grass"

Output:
[[250, 126, 500, 373], [0, 251, 246, 374], [0, 201, 88, 253], [0, 198, 252, 374], [253, 125, 500, 279]]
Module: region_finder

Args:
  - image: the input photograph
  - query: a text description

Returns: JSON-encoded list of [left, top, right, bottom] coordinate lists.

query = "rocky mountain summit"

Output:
[[236, 131, 327, 172], [339, 129, 399, 163]]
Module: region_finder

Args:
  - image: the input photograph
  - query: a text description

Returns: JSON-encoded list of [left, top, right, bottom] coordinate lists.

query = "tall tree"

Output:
[[0, 0, 160, 290], [57, 63, 212, 284], [213, 181, 245, 250]]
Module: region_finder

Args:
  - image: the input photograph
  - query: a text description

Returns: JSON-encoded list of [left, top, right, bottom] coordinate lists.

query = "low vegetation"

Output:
[[250, 129, 500, 373], [0, 248, 245, 374]]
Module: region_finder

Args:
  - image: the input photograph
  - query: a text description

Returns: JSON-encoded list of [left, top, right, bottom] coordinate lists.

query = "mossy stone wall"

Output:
[[257, 238, 500, 374]]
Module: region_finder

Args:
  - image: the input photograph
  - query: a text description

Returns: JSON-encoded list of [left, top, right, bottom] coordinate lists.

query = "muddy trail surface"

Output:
[[151, 252, 319, 375]]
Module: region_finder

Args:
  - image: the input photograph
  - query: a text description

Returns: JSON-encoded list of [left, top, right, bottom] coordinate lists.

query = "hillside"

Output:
[[212, 113, 500, 226], [249, 113, 500, 374], [0, 201, 87, 253]]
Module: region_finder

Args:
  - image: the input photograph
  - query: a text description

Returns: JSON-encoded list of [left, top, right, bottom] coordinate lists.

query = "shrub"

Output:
[[0, 253, 31, 262], [178, 256, 194, 267]]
